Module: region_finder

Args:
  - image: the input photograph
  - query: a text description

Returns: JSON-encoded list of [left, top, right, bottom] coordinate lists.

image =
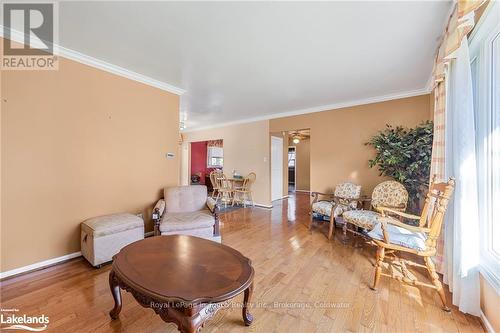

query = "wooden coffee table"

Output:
[[109, 235, 254, 333]]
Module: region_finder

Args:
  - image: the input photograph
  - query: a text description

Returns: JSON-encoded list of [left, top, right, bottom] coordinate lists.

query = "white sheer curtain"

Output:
[[442, 39, 481, 316]]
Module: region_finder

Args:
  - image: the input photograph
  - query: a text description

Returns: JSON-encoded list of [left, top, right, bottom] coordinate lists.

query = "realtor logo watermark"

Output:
[[1, 308, 49, 331], [2, 2, 58, 70]]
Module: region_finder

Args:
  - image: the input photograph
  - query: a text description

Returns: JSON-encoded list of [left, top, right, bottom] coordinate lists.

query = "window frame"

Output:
[[469, 0, 500, 294], [207, 146, 223, 168]]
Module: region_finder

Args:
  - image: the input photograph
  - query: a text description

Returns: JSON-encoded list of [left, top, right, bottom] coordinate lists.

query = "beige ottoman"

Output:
[[81, 213, 144, 267]]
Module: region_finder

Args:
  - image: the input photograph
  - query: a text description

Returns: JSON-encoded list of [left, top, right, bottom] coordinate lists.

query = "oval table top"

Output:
[[112, 235, 254, 305]]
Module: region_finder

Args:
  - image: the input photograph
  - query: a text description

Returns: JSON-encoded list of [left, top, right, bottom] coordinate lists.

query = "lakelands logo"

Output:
[[2, 2, 59, 70], [0, 309, 49, 332]]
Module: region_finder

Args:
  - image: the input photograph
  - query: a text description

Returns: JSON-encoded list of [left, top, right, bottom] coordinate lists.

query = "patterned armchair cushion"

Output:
[[368, 217, 427, 251], [312, 201, 354, 221], [312, 182, 362, 221], [342, 210, 380, 231], [312, 201, 333, 217], [332, 204, 355, 218], [334, 182, 362, 200], [371, 181, 408, 210]]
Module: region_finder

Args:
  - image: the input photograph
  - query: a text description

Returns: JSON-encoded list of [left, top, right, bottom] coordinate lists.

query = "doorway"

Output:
[[271, 136, 284, 201], [287, 129, 310, 194], [189, 139, 223, 193], [288, 146, 296, 192]]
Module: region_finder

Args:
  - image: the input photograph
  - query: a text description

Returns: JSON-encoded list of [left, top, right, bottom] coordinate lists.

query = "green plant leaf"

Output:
[[366, 121, 433, 212]]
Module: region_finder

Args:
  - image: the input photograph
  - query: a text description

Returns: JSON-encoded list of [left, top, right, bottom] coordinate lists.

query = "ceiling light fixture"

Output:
[[293, 137, 300, 144]]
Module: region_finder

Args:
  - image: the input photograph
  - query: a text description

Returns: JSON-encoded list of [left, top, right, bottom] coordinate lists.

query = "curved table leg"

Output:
[[109, 270, 122, 319], [242, 283, 254, 326]]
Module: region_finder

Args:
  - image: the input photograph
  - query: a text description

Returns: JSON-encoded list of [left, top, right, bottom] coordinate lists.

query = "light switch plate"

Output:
[[166, 152, 175, 159]]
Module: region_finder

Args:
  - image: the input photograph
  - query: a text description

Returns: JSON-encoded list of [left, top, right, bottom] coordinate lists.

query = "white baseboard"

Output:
[[480, 310, 495, 333], [0, 251, 82, 280], [271, 196, 288, 203], [295, 190, 311, 193], [255, 203, 273, 209]]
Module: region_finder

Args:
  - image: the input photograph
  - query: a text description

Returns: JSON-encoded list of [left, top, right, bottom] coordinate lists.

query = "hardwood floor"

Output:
[[0, 193, 484, 332]]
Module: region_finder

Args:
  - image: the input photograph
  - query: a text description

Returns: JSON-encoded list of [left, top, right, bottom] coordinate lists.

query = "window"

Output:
[[207, 147, 223, 168], [469, 1, 500, 293]]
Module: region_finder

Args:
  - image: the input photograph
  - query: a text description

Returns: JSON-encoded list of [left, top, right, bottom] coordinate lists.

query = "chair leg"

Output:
[[342, 221, 348, 241], [309, 212, 314, 231], [328, 217, 335, 240], [424, 256, 450, 312], [371, 246, 385, 290]]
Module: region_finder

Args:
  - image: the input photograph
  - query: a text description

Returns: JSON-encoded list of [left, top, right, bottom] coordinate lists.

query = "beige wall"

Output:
[[270, 95, 431, 196], [480, 275, 500, 332], [182, 121, 271, 206], [289, 137, 310, 191], [1, 52, 180, 271]]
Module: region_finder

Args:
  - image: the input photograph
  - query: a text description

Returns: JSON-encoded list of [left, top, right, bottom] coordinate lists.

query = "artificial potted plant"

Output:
[[366, 121, 433, 214]]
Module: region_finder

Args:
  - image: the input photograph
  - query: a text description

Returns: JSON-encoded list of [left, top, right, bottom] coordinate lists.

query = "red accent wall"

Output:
[[190, 141, 208, 184]]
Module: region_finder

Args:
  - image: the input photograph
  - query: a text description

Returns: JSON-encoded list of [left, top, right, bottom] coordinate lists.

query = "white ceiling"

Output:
[[57, 1, 452, 131]]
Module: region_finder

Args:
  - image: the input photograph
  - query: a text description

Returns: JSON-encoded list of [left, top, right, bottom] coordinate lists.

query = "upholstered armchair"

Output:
[[310, 182, 362, 239], [367, 176, 455, 311], [342, 180, 408, 236], [152, 185, 221, 242]]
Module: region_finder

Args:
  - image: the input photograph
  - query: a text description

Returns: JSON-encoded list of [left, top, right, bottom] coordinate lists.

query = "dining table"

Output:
[[226, 177, 245, 189]]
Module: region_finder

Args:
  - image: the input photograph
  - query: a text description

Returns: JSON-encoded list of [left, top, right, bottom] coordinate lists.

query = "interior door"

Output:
[[271, 136, 284, 201]]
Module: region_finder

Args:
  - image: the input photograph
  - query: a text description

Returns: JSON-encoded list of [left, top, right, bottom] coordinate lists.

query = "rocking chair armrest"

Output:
[[380, 217, 431, 234], [377, 207, 420, 220]]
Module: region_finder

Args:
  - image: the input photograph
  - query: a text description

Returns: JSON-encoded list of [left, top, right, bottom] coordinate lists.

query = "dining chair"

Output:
[[216, 174, 234, 208], [232, 172, 256, 207], [209, 171, 222, 199], [367, 176, 455, 311]]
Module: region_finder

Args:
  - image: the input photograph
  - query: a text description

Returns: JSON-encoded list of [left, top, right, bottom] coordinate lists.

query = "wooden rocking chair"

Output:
[[368, 175, 455, 311]]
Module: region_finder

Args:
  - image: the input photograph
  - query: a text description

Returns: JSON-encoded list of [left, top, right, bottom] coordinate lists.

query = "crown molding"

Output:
[[182, 87, 430, 133], [0, 26, 186, 95]]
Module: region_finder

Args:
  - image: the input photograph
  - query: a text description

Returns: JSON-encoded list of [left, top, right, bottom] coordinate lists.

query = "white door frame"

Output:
[[180, 142, 190, 186], [271, 136, 284, 201]]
